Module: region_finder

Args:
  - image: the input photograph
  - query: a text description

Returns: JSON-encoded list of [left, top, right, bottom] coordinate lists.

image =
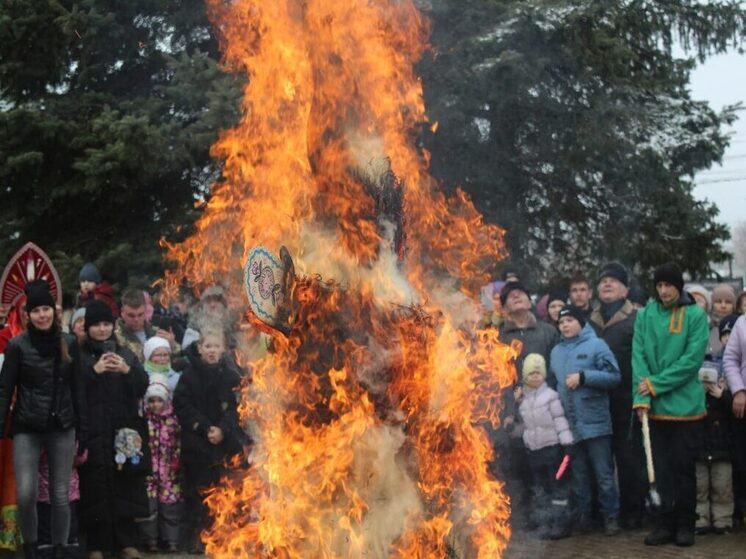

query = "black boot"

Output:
[[675, 526, 695, 547], [620, 515, 643, 530], [548, 516, 572, 540], [604, 516, 621, 536], [644, 526, 675, 546], [22, 542, 39, 559]]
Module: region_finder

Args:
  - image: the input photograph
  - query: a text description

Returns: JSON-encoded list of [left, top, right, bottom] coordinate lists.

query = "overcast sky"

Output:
[[690, 48, 746, 232]]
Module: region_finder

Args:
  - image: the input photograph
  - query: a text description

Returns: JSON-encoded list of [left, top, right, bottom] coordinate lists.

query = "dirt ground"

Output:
[[2, 527, 745, 558]]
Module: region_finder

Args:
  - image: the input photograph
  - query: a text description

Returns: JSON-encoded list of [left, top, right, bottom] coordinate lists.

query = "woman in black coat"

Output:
[[173, 328, 244, 553], [77, 301, 149, 559], [0, 281, 85, 559]]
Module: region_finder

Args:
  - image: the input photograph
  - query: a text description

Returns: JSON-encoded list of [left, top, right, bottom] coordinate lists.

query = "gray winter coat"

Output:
[[519, 383, 574, 451], [499, 313, 559, 386]]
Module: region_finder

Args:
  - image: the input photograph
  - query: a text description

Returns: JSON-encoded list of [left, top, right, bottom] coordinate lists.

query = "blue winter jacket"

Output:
[[550, 324, 621, 442]]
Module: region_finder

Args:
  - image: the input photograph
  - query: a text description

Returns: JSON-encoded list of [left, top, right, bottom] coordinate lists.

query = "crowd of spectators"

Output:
[[0, 263, 249, 559], [486, 262, 746, 548], [2, 256, 746, 557]]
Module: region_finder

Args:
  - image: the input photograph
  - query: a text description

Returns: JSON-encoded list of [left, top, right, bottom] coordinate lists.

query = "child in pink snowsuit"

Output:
[[138, 376, 183, 552]]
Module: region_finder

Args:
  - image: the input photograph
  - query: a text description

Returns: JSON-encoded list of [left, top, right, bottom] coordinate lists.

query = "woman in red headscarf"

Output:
[[0, 295, 27, 354]]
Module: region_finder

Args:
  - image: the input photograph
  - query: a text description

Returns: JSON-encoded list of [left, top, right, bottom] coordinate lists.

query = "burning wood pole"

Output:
[[164, 1, 516, 557]]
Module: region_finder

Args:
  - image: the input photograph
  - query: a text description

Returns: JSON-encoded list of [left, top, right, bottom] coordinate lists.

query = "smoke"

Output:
[[336, 425, 423, 558], [354, 334, 398, 401], [241, 353, 424, 558], [429, 281, 482, 329], [346, 131, 389, 188], [296, 222, 419, 307]]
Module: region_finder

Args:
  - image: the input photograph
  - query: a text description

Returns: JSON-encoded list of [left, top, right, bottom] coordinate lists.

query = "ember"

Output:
[[164, 0, 514, 557]]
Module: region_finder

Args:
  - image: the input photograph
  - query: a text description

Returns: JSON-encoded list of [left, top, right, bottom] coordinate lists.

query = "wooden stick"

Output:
[[641, 411, 655, 484]]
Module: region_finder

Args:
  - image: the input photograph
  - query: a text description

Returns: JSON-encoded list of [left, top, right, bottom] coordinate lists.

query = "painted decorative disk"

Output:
[[244, 246, 286, 328]]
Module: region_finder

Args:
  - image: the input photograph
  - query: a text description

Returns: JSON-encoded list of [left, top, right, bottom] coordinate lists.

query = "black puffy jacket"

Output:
[[174, 352, 245, 464], [700, 388, 733, 462], [0, 331, 86, 436]]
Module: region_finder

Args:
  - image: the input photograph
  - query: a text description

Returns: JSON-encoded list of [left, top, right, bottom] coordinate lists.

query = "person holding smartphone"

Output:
[[78, 300, 149, 559]]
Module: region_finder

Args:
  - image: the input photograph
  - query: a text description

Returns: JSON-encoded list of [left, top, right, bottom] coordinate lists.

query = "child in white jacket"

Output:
[[518, 353, 574, 539]]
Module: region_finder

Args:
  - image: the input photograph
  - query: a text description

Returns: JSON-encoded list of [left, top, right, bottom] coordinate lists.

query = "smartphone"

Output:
[[153, 315, 173, 331], [698, 365, 719, 384], [102, 340, 117, 354]]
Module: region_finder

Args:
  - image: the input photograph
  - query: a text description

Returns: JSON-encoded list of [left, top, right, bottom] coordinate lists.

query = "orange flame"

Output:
[[165, 0, 514, 557]]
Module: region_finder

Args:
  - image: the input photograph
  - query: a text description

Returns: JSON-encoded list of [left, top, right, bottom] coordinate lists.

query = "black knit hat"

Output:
[[653, 262, 684, 295], [719, 314, 740, 337], [628, 286, 649, 307], [24, 280, 55, 312], [597, 262, 629, 287], [499, 282, 530, 306], [558, 306, 586, 328], [547, 289, 568, 306], [84, 299, 115, 331]]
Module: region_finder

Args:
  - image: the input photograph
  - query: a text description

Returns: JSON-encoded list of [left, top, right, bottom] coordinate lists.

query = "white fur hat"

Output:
[[145, 375, 170, 403], [685, 283, 711, 312], [143, 336, 171, 362]]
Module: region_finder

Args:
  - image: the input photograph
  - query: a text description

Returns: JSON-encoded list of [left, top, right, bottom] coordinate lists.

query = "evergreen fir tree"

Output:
[[0, 0, 243, 293], [420, 0, 746, 285]]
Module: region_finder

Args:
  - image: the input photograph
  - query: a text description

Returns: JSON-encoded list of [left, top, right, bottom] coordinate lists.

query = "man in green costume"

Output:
[[632, 263, 709, 547]]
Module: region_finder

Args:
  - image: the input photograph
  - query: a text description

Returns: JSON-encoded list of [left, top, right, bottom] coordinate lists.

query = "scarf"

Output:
[[27, 324, 59, 359], [145, 361, 171, 375], [600, 299, 626, 323]]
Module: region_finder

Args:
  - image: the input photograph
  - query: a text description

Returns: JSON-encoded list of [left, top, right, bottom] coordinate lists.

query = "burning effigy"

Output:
[[164, 0, 516, 557]]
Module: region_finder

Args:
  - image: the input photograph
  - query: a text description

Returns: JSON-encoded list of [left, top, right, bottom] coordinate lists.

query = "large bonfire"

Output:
[[164, 0, 516, 557]]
